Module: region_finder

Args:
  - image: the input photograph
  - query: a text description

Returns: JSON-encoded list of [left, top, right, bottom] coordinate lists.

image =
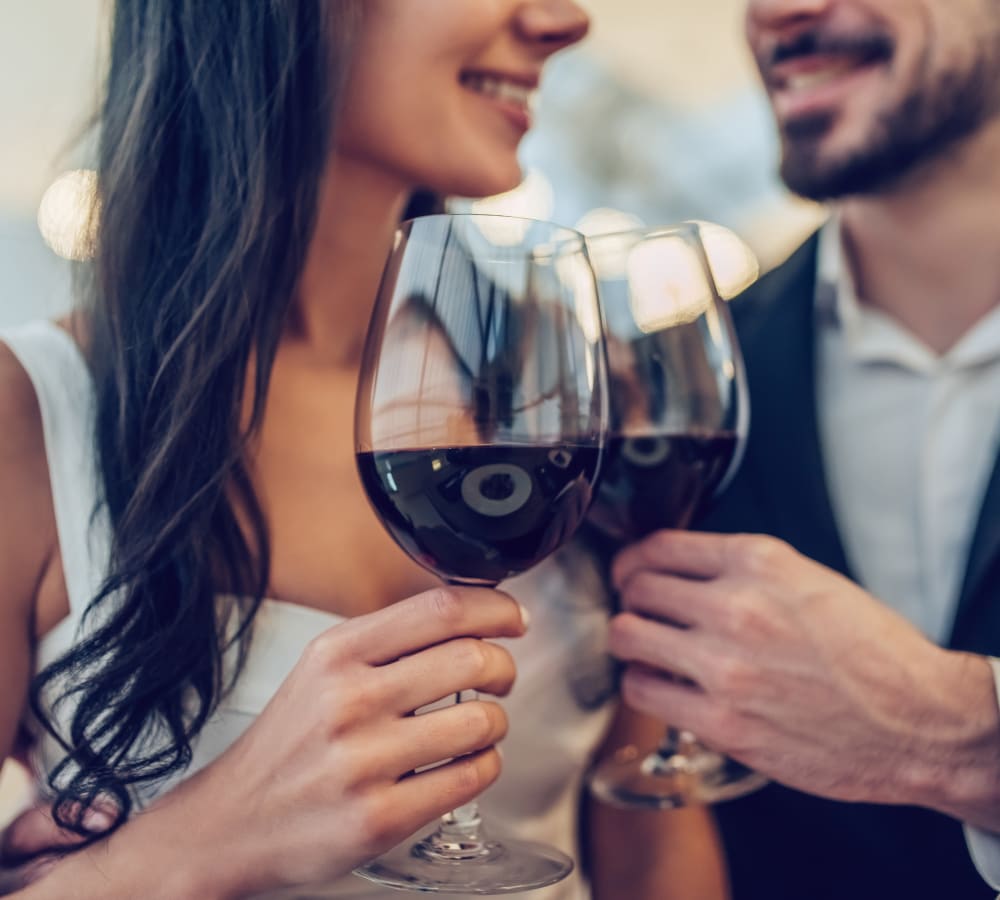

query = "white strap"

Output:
[[0, 320, 110, 615]]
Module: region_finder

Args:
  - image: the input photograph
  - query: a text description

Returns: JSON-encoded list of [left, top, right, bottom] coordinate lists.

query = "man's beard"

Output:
[[778, 49, 1000, 200]]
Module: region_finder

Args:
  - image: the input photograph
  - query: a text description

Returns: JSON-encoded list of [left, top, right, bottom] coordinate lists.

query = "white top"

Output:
[[3, 320, 617, 900], [815, 220, 1000, 890]]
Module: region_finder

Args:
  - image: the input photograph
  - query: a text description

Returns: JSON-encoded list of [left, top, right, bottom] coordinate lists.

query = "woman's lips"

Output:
[[460, 71, 539, 133]]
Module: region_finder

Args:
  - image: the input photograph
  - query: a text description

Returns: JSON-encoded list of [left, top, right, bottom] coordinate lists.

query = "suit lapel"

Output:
[[739, 238, 999, 650], [950, 450, 1000, 651], [734, 235, 852, 576]]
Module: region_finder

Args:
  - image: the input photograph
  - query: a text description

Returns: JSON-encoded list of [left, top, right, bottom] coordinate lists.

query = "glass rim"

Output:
[[397, 212, 588, 253], [582, 220, 702, 245]]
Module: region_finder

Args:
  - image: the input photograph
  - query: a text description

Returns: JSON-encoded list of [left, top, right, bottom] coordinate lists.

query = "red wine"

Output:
[[357, 443, 601, 584], [587, 432, 737, 543]]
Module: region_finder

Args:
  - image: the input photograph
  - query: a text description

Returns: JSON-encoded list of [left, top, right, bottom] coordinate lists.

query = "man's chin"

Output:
[[781, 110, 837, 143], [779, 149, 910, 202]]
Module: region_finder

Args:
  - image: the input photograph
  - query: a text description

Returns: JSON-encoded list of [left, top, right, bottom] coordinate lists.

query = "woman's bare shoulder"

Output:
[[0, 337, 45, 452], [0, 335, 58, 602], [0, 340, 53, 767]]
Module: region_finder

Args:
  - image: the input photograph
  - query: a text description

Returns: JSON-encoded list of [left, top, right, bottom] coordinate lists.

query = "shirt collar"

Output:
[[815, 216, 1000, 373]]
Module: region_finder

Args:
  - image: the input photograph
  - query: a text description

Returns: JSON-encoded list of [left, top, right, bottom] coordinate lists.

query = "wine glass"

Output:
[[354, 213, 608, 893], [584, 222, 767, 809]]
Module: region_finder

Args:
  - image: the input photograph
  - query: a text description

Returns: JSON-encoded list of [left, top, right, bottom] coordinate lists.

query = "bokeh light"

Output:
[[37, 169, 98, 261]]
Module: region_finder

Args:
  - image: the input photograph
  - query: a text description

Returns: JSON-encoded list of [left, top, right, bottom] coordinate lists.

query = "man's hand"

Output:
[[609, 530, 1000, 829]]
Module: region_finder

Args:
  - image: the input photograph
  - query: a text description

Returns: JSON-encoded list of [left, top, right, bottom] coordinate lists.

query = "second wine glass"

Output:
[[354, 213, 608, 893], [585, 222, 767, 809]]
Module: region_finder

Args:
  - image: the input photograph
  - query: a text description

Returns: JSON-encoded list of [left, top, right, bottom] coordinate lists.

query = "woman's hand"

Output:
[[0, 799, 115, 894], [142, 585, 527, 899], [6, 587, 525, 899]]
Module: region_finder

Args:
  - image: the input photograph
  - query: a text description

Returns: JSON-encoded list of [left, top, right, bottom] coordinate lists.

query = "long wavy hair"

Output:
[[30, 0, 364, 839]]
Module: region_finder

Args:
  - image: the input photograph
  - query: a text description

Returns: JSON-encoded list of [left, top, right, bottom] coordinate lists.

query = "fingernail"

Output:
[[517, 603, 531, 631], [82, 807, 115, 832]]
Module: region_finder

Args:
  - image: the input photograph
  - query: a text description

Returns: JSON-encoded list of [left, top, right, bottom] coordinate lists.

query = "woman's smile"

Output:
[[460, 69, 541, 134]]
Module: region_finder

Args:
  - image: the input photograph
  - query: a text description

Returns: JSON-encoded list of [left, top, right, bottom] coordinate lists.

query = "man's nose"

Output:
[[746, 0, 835, 34]]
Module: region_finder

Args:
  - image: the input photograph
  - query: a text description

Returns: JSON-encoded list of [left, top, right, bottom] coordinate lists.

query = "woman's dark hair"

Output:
[[30, 0, 363, 838]]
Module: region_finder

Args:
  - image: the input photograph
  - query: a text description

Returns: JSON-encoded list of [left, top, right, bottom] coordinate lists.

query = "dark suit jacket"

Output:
[[697, 234, 1000, 900]]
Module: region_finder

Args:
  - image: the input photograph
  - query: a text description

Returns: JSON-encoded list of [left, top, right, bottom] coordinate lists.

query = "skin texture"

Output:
[[747, 0, 1000, 200], [609, 531, 1000, 831], [604, 0, 1000, 858], [1, 3, 727, 898]]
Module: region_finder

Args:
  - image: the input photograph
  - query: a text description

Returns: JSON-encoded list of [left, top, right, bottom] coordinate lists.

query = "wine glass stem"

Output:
[[441, 690, 484, 836], [659, 726, 694, 758], [643, 727, 721, 779], [414, 580, 496, 858], [415, 690, 491, 861]]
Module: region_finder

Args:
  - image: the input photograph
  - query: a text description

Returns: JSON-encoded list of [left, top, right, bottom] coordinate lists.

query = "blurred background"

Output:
[[0, 0, 825, 331], [0, 0, 824, 818]]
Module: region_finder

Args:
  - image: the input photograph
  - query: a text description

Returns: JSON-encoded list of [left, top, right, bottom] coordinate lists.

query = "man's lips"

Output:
[[770, 53, 879, 92], [760, 31, 894, 91], [755, 30, 894, 120]]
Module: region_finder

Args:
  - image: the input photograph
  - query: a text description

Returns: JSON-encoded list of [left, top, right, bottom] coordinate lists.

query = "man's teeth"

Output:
[[783, 61, 864, 91], [463, 75, 534, 109]]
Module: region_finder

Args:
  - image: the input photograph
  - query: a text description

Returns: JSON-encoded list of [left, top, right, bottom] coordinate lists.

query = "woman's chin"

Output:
[[433, 162, 525, 205]]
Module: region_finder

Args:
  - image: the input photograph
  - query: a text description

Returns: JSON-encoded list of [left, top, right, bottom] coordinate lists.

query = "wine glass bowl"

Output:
[[354, 213, 607, 893], [584, 223, 766, 810]]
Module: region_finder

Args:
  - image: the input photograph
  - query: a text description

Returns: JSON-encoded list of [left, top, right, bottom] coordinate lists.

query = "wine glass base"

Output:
[[354, 835, 574, 895], [589, 745, 768, 810]]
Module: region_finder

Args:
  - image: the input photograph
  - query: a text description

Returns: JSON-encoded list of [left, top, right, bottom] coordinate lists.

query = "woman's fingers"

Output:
[[340, 748, 503, 860], [325, 587, 527, 667], [0, 802, 113, 864], [382, 638, 517, 713], [363, 699, 509, 778], [0, 856, 60, 893], [394, 747, 504, 826]]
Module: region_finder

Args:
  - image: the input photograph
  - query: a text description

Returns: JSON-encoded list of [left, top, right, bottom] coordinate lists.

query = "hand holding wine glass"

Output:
[[0, 590, 525, 900], [354, 213, 607, 893], [584, 223, 767, 809]]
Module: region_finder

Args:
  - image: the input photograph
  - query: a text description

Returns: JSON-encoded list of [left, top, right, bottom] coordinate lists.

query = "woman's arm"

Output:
[[0, 344, 64, 891], [0, 342, 59, 780], [585, 704, 729, 900]]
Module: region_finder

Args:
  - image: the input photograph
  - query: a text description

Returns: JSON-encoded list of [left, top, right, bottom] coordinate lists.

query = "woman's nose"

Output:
[[516, 0, 591, 54]]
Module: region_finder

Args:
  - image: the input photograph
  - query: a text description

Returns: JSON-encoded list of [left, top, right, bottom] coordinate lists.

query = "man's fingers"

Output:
[[323, 587, 528, 667], [609, 612, 707, 684], [612, 531, 806, 594], [619, 664, 715, 736], [612, 530, 730, 590], [615, 570, 727, 628]]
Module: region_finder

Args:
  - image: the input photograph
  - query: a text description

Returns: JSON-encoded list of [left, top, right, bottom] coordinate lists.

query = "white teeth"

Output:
[[463, 74, 535, 110], [784, 62, 859, 91]]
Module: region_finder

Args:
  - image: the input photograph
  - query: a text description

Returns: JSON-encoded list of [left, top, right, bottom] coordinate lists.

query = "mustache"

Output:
[[767, 30, 894, 67]]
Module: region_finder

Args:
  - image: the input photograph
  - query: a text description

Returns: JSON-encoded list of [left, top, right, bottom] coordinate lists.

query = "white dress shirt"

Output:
[[814, 219, 1000, 890]]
